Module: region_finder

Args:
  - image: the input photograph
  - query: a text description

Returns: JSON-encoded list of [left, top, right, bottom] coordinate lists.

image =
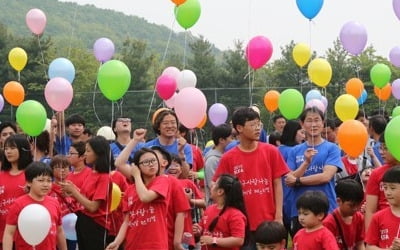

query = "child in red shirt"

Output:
[[255, 221, 287, 250]]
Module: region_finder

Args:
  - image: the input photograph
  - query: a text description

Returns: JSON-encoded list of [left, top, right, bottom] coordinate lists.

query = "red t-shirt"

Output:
[[199, 205, 246, 250], [213, 142, 289, 230], [123, 175, 170, 250], [109, 171, 129, 236], [6, 195, 62, 250], [0, 171, 26, 241], [49, 183, 77, 216], [323, 208, 364, 249], [293, 226, 339, 250], [66, 166, 92, 189], [365, 207, 400, 248], [341, 156, 359, 176], [366, 164, 391, 211]]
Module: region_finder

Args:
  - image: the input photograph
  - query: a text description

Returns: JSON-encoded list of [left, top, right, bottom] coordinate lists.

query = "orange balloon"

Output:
[[171, 0, 186, 5], [337, 120, 368, 157], [3, 81, 25, 106], [152, 107, 170, 125], [374, 84, 392, 101], [263, 90, 280, 112], [345, 78, 364, 98], [196, 114, 207, 129]]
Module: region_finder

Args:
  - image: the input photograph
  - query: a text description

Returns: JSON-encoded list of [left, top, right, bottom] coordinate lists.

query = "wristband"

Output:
[[295, 177, 302, 187]]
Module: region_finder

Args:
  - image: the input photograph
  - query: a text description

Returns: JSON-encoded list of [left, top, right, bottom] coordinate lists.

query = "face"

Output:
[[138, 152, 159, 177], [357, 116, 369, 128], [114, 118, 132, 134], [84, 143, 97, 165], [301, 112, 324, 138], [53, 164, 70, 181], [295, 129, 306, 144], [361, 168, 372, 184], [380, 143, 398, 166], [167, 160, 182, 178], [237, 119, 262, 141], [274, 118, 286, 133], [297, 208, 323, 229], [159, 114, 178, 138], [68, 123, 84, 138], [383, 182, 400, 207], [0, 127, 15, 145], [337, 199, 362, 217], [4, 144, 20, 163], [322, 127, 336, 143], [67, 146, 82, 165], [28, 175, 52, 199], [256, 242, 285, 250], [210, 179, 222, 201]]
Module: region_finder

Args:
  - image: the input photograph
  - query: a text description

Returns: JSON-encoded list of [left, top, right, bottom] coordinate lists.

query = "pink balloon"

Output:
[[246, 36, 273, 69], [321, 96, 328, 109], [162, 66, 180, 80], [164, 92, 177, 108], [394, 0, 400, 21], [306, 99, 326, 113], [208, 103, 228, 126], [174, 87, 207, 129], [156, 75, 177, 100], [26, 9, 47, 35], [45, 77, 73, 111], [390, 46, 400, 68], [339, 21, 367, 56], [392, 79, 400, 100]]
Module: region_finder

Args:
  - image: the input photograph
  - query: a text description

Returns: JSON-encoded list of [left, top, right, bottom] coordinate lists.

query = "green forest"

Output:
[[0, 0, 399, 140]]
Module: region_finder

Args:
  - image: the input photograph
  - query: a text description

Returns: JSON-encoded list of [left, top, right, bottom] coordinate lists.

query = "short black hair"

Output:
[[231, 107, 260, 132], [383, 167, 400, 184], [50, 155, 70, 169], [300, 107, 324, 122], [152, 109, 178, 135], [86, 136, 110, 173], [0, 121, 17, 134], [369, 115, 387, 135], [335, 179, 364, 203], [280, 120, 302, 146], [324, 119, 336, 130], [296, 190, 329, 217], [255, 221, 287, 245], [2, 134, 33, 171], [65, 114, 85, 127], [272, 115, 285, 123], [150, 146, 172, 167], [71, 141, 86, 156], [211, 123, 232, 146], [268, 131, 281, 146], [25, 161, 53, 182]]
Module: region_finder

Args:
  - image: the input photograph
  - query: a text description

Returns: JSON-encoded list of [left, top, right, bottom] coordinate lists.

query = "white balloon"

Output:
[[162, 66, 180, 80], [18, 204, 51, 246], [97, 126, 115, 141], [177, 70, 197, 90], [164, 92, 177, 108]]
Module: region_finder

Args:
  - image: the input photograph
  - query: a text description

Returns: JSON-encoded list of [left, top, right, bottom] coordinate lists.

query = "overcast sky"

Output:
[[60, 0, 400, 60]]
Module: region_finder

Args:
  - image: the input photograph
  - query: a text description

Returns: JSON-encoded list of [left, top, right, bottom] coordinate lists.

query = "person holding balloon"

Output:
[[3, 162, 67, 250]]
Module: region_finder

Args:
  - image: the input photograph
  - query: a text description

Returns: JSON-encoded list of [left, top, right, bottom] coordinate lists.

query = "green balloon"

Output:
[[278, 89, 305, 120], [16, 100, 47, 136], [393, 106, 400, 118], [370, 63, 391, 88], [385, 116, 400, 161], [97, 60, 131, 101], [174, 0, 201, 29]]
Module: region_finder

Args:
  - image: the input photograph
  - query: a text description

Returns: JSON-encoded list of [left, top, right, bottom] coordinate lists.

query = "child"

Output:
[[2, 162, 67, 250], [323, 179, 365, 250], [255, 221, 287, 250], [365, 167, 400, 249], [292, 190, 339, 250], [193, 174, 247, 250]]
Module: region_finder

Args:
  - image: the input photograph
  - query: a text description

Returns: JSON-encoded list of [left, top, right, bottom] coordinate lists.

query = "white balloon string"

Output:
[[17, 71, 21, 84], [183, 31, 188, 69], [67, 4, 78, 59], [92, 62, 103, 126]]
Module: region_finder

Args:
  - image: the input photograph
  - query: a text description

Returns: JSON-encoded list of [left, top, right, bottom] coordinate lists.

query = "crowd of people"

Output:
[[0, 105, 398, 250]]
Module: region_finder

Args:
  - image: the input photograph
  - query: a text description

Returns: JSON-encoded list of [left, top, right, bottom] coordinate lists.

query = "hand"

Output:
[[105, 242, 120, 250], [133, 129, 146, 142], [59, 181, 76, 196], [176, 135, 187, 153], [366, 146, 376, 158], [192, 223, 202, 236], [130, 163, 141, 179], [285, 173, 296, 187], [184, 187, 193, 200], [200, 235, 212, 245], [304, 148, 318, 163], [392, 237, 400, 250], [188, 170, 198, 180]]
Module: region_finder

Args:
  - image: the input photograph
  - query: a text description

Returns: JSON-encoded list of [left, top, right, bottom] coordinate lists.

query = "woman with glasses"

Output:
[[107, 148, 170, 250]]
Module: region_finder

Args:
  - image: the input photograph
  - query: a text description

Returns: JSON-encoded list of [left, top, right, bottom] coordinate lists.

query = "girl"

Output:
[[193, 174, 248, 250], [106, 148, 170, 250]]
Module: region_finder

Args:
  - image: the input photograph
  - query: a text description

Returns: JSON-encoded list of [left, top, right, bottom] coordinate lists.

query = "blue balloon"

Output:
[[305, 89, 322, 103], [358, 89, 368, 105], [62, 213, 77, 240], [48, 58, 75, 83], [296, 0, 324, 20]]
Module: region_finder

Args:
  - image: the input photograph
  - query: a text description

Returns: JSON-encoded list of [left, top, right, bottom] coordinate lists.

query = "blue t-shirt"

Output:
[[373, 141, 384, 166], [224, 140, 239, 152], [110, 141, 145, 163], [286, 140, 343, 218], [55, 136, 72, 155], [143, 137, 193, 165]]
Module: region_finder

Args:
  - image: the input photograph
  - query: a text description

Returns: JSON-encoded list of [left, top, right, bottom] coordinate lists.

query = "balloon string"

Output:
[[67, 4, 78, 59], [17, 71, 21, 83], [308, 20, 312, 51], [183, 31, 188, 69], [144, 90, 157, 129], [161, 18, 176, 68], [37, 35, 48, 81], [92, 62, 103, 126]]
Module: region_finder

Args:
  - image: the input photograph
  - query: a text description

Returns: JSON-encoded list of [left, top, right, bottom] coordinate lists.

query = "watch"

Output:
[[295, 177, 302, 187], [212, 237, 218, 247]]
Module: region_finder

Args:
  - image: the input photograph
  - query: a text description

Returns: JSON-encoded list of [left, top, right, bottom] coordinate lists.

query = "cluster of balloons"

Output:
[[246, 36, 273, 70], [305, 89, 327, 113], [172, 0, 201, 29]]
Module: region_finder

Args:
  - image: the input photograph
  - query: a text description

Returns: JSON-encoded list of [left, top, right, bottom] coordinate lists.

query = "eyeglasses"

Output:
[[138, 158, 158, 167], [117, 118, 131, 123], [380, 145, 388, 152], [67, 152, 79, 156], [246, 121, 263, 129]]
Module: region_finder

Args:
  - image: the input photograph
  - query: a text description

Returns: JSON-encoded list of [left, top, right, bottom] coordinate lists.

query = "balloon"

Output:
[[392, 106, 400, 118], [156, 74, 177, 100], [97, 60, 131, 101], [337, 120, 369, 157], [16, 100, 47, 136], [307, 58, 332, 87], [296, 0, 324, 19], [176, 69, 197, 90], [3, 81, 25, 106], [93, 38, 115, 62], [292, 43, 311, 67], [174, 0, 201, 29], [25, 8, 47, 35], [171, 0, 186, 6], [62, 213, 77, 241], [162, 66, 180, 80], [110, 183, 122, 212], [345, 78, 364, 98], [334, 94, 359, 121], [339, 21, 368, 56], [48, 58, 76, 83], [18, 204, 51, 246], [278, 89, 305, 120], [174, 87, 207, 129], [370, 63, 391, 88], [305, 89, 322, 102], [208, 103, 228, 126], [389, 46, 400, 68], [45, 77, 73, 111], [374, 84, 392, 101], [385, 116, 400, 161], [358, 89, 368, 105], [321, 96, 328, 109], [97, 126, 116, 141], [306, 99, 326, 113], [393, 0, 400, 21], [0, 95, 4, 112], [8, 47, 28, 71], [152, 108, 169, 125], [263, 90, 280, 112], [392, 79, 400, 100], [246, 36, 273, 70], [164, 92, 177, 108], [197, 114, 207, 129]]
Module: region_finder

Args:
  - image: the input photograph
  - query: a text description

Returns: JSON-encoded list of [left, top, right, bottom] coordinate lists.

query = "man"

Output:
[[322, 119, 337, 143], [368, 114, 387, 166], [52, 113, 85, 155], [272, 115, 286, 134]]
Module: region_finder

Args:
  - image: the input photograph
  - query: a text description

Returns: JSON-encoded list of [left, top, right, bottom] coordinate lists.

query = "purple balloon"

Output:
[[390, 46, 400, 68], [208, 103, 228, 126], [394, 0, 400, 21], [392, 79, 400, 100], [306, 99, 326, 113], [93, 38, 115, 62], [0, 94, 4, 112], [339, 21, 367, 56]]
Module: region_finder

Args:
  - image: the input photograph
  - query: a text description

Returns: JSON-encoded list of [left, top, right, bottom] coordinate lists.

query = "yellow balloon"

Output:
[[292, 43, 311, 67], [307, 58, 332, 87], [8, 47, 28, 72], [334, 94, 359, 122], [110, 183, 122, 212]]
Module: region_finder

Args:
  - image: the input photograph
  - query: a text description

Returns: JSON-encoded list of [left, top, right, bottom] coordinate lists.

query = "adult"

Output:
[[272, 115, 287, 134], [0, 122, 17, 149], [367, 114, 387, 166], [52, 113, 86, 155], [322, 119, 338, 144]]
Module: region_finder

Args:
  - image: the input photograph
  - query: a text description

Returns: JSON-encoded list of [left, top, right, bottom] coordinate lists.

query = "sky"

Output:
[[59, 0, 400, 60]]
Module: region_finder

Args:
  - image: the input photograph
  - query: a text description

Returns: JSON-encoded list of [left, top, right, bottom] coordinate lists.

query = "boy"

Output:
[[365, 167, 400, 249], [255, 221, 287, 250], [323, 179, 365, 250], [292, 190, 339, 250], [2, 162, 67, 250]]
